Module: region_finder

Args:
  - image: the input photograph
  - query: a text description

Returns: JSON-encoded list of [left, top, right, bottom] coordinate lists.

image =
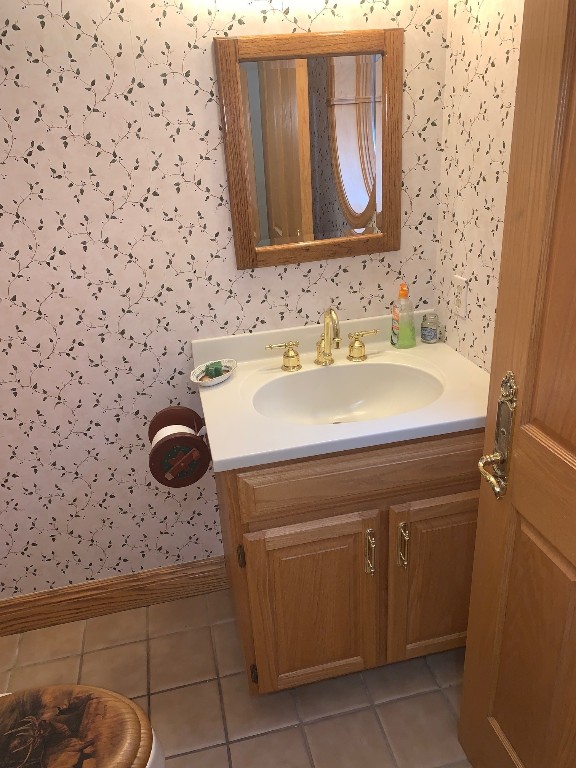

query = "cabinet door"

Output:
[[244, 510, 379, 692], [387, 491, 478, 663]]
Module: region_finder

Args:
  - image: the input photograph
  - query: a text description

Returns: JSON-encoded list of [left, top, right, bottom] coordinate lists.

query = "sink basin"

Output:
[[192, 316, 490, 470], [252, 363, 444, 425]]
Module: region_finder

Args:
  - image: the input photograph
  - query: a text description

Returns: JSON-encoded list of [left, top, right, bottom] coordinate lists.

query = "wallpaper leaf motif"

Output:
[[436, 0, 523, 370], [0, 0, 519, 596]]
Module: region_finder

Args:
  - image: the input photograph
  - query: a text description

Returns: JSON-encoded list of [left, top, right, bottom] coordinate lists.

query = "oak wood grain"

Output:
[[236, 30, 395, 61], [0, 558, 227, 636], [235, 431, 484, 524], [387, 491, 478, 662], [214, 36, 257, 269], [490, 522, 576, 768], [214, 471, 260, 693], [244, 510, 379, 692]]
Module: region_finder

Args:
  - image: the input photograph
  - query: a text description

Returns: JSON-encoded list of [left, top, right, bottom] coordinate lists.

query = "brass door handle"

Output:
[[397, 521, 409, 567], [478, 371, 518, 500], [365, 529, 376, 575], [478, 452, 506, 499]]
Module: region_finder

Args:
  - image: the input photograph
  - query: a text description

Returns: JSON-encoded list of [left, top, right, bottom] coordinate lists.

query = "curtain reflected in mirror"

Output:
[[240, 55, 382, 248]]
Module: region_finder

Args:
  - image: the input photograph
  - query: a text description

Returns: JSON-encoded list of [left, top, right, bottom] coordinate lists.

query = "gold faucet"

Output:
[[314, 307, 341, 366]]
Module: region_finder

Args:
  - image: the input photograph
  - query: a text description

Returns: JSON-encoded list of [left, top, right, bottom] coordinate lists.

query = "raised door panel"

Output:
[[243, 510, 379, 692], [490, 520, 576, 768], [387, 491, 478, 662]]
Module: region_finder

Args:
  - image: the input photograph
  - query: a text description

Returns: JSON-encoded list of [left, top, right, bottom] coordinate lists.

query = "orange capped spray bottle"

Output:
[[391, 282, 416, 348]]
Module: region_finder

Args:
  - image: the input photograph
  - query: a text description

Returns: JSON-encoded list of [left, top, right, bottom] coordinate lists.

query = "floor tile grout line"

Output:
[[145, 605, 151, 716], [368, 685, 446, 708], [207, 590, 236, 628], [209, 620, 234, 768], [164, 742, 228, 762], [360, 670, 402, 768], [438, 683, 461, 723], [164, 722, 315, 763], [77, 619, 87, 685], [300, 723, 317, 767], [441, 762, 471, 768], [148, 622, 214, 640], [290, 688, 316, 768], [167, 720, 320, 761], [424, 650, 465, 690], [226, 703, 377, 741], [83, 634, 151, 654], [424, 652, 439, 684], [4, 633, 22, 691], [13, 635, 151, 663], [229, 694, 412, 747], [11, 632, 22, 676], [298, 699, 377, 723]]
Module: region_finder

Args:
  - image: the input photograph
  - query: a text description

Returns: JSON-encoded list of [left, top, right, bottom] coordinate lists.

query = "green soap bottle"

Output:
[[391, 282, 416, 348]]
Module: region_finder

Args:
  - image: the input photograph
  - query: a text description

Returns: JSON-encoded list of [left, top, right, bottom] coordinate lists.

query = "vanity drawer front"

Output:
[[235, 431, 484, 525]]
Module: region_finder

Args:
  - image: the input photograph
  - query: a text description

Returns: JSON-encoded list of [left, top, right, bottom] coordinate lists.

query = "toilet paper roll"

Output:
[[151, 424, 196, 448]]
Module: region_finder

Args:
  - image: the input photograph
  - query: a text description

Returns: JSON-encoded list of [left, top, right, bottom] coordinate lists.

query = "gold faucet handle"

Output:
[[265, 341, 302, 372], [347, 329, 379, 362]]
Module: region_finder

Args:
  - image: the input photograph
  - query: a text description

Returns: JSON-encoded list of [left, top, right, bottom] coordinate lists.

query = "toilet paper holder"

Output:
[[148, 406, 211, 488]]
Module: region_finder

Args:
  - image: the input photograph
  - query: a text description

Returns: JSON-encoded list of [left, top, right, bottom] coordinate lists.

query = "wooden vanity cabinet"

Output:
[[214, 430, 483, 693]]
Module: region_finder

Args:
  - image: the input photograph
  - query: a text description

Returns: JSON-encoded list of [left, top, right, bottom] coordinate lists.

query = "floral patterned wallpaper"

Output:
[[0, 0, 521, 596], [436, 0, 524, 369]]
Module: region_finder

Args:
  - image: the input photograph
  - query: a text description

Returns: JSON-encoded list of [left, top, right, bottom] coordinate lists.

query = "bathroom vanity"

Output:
[[193, 315, 488, 693]]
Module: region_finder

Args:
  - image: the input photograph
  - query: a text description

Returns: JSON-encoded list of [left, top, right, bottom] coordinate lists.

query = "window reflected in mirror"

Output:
[[240, 54, 382, 247]]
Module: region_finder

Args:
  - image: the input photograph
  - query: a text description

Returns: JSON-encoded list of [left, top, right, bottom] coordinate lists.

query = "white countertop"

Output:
[[192, 314, 489, 472]]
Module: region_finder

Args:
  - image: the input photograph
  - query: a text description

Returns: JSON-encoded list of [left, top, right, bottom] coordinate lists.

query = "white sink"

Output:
[[252, 363, 444, 425], [191, 313, 489, 471]]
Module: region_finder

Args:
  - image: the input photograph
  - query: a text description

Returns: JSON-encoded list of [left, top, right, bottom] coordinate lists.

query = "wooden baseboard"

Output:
[[0, 557, 228, 636]]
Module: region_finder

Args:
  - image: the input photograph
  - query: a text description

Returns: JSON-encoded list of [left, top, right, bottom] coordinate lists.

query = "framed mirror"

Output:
[[214, 30, 403, 270]]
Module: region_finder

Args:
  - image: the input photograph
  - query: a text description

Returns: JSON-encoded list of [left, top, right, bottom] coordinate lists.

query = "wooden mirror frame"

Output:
[[214, 29, 403, 270]]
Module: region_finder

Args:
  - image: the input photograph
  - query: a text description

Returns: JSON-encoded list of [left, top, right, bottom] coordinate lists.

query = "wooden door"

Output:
[[259, 59, 313, 244], [387, 491, 478, 663], [243, 510, 379, 693], [460, 2, 576, 766]]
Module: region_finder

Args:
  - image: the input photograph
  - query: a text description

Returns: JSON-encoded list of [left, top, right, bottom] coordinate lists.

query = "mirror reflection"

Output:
[[240, 54, 382, 247]]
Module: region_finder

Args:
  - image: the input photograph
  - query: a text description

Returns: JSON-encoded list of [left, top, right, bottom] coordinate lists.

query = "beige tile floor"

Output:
[[0, 589, 472, 768]]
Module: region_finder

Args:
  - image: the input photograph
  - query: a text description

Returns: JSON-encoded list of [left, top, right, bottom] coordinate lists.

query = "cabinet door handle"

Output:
[[365, 528, 376, 575], [397, 521, 410, 568]]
